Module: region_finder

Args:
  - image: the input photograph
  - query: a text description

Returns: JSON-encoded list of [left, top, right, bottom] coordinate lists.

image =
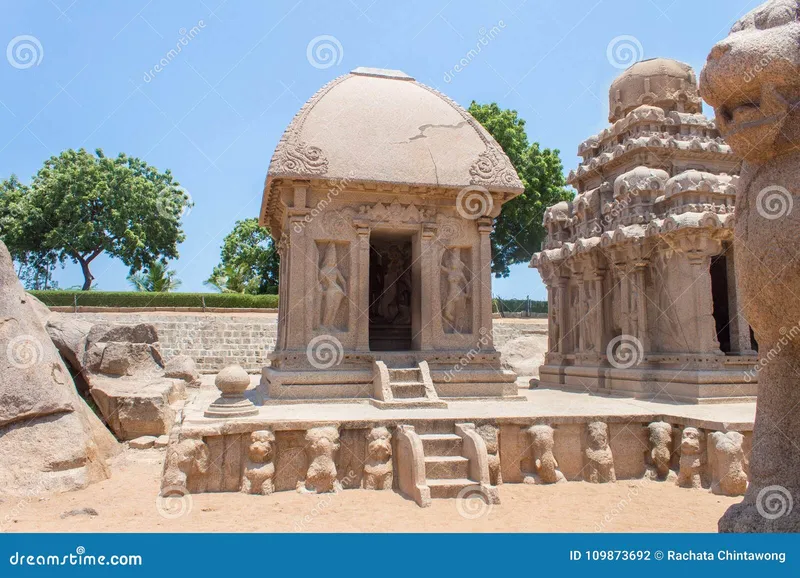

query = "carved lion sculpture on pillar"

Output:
[[700, 0, 800, 532]]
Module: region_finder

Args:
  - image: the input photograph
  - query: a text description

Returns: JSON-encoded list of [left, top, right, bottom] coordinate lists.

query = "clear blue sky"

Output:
[[1, 0, 750, 298]]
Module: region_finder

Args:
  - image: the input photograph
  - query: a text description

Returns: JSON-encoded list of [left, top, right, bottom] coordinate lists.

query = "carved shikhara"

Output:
[[530, 57, 755, 403]]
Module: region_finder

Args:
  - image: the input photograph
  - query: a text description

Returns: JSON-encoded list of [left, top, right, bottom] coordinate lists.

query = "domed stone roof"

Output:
[[262, 68, 523, 221], [608, 58, 702, 123]]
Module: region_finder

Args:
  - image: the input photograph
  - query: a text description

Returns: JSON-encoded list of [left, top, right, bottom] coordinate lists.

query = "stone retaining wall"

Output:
[[62, 311, 547, 373]]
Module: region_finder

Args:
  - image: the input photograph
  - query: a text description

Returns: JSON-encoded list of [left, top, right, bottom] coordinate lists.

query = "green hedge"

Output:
[[30, 291, 279, 309], [493, 297, 548, 314]]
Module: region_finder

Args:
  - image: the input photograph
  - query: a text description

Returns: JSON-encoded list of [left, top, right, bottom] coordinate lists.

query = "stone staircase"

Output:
[[371, 360, 446, 408], [418, 424, 474, 499], [395, 422, 500, 507]]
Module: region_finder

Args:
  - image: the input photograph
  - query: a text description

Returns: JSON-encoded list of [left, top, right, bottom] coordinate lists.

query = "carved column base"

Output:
[[205, 395, 258, 418]]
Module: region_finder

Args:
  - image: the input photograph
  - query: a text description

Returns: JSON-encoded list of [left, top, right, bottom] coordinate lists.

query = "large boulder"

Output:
[[0, 240, 119, 497], [44, 315, 192, 440]]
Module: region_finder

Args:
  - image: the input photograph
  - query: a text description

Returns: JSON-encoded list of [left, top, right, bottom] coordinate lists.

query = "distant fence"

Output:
[[30, 291, 279, 311], [492, 297, 548, 318]]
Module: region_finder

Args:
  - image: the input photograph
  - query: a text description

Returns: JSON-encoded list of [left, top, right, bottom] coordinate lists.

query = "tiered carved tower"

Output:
[[531, 58, 757, 403]]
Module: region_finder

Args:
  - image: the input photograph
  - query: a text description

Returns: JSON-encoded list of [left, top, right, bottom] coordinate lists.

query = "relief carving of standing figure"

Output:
[[441, 248, 470, 332], [319, 243, 346, 329]]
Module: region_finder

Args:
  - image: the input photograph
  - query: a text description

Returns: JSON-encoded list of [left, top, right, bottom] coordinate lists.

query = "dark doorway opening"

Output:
[[369, 233, 414, 351], [710, 254, 731, 354]]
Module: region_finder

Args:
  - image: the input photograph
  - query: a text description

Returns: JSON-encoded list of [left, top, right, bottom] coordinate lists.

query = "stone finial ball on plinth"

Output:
[[204, 364, 258, 418]]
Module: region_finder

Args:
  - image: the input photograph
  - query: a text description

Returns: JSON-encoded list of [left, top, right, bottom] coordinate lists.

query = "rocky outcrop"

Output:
[[701, 0, 800, 532], [0, 240, 118, 497], [43, 308, 195, 441]]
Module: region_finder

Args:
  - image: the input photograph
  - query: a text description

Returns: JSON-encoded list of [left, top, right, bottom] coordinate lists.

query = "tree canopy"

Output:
[[0, 148, 191, 290], [468, 102, 572, 277], [206, 218, 278, 295]]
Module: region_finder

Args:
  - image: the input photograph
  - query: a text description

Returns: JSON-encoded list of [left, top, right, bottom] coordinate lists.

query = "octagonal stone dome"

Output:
[[260, 67, 523, 226], [608, 58, 702, 123]]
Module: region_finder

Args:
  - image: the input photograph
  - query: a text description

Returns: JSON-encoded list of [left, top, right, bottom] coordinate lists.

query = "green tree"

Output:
[[468, 102, 572, 277], [206, 218, 278, 295], [127, 261, 182, 292], [0, 148, 191, 290]]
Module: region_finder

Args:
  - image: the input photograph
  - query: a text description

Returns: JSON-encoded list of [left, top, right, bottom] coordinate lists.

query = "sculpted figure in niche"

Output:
[[677, 427, 706, 489], [319, 243, 346, 330], [645, 422, 677, 482], [585, 422, 616, 483], [700, 0, 800, 532], [298, 426, 342, 494], [377, 245, 411, 324], [363, 427, 393, 490], [441, 248, 470, 333], [709, 431, 748, 497], [161, 438, 210, 495], [477, 424, 502, 486], [524, 424, 565, 484], [241, 430, 276, 495]]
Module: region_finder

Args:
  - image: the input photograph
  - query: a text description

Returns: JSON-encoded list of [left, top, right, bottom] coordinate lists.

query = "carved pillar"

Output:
[[677, 234, 722, 353], [285, 184, 312, 350], [725, 246, 756, 355], [477, 217, 495, 348], [354, 222, 371, 352], [418, 224, 437, 351], [631, 260, 649, 353], [276, 235, 290, 351]]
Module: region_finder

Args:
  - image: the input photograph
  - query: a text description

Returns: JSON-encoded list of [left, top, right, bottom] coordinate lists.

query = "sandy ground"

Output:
[[0, 448, 737, 533]]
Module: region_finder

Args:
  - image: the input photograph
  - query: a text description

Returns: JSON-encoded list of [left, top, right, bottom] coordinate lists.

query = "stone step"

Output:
[[391, 382, 426, 399], [424, 455, 470, 480], [427, 478, 476, 499], [388, 368, 422, 383], [419, 433, 463, 455], [413, 421, 458, 435]]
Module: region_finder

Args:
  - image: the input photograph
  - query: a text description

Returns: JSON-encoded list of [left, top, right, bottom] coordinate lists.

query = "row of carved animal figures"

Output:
[[161, 426, 394, 497], [523, 421, 748, 496]]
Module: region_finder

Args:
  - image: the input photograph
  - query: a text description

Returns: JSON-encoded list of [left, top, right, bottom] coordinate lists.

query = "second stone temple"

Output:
[[259, 67, 522, 406], [531, 58, 758, 403]]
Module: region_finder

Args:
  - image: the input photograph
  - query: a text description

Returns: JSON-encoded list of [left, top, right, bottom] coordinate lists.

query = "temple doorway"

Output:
[[369, 233, 416, 351], [710, 254, 731, 354]]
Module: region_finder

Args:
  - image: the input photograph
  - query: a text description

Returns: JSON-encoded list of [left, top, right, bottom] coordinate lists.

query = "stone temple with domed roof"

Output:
[[259, 66, 523, 405], [530, 58, 758, 403]]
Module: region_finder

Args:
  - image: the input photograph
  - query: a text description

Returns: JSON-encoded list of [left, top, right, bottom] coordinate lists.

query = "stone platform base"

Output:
[[161, 385, 756, 507], [537, 362, 757, 404]]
